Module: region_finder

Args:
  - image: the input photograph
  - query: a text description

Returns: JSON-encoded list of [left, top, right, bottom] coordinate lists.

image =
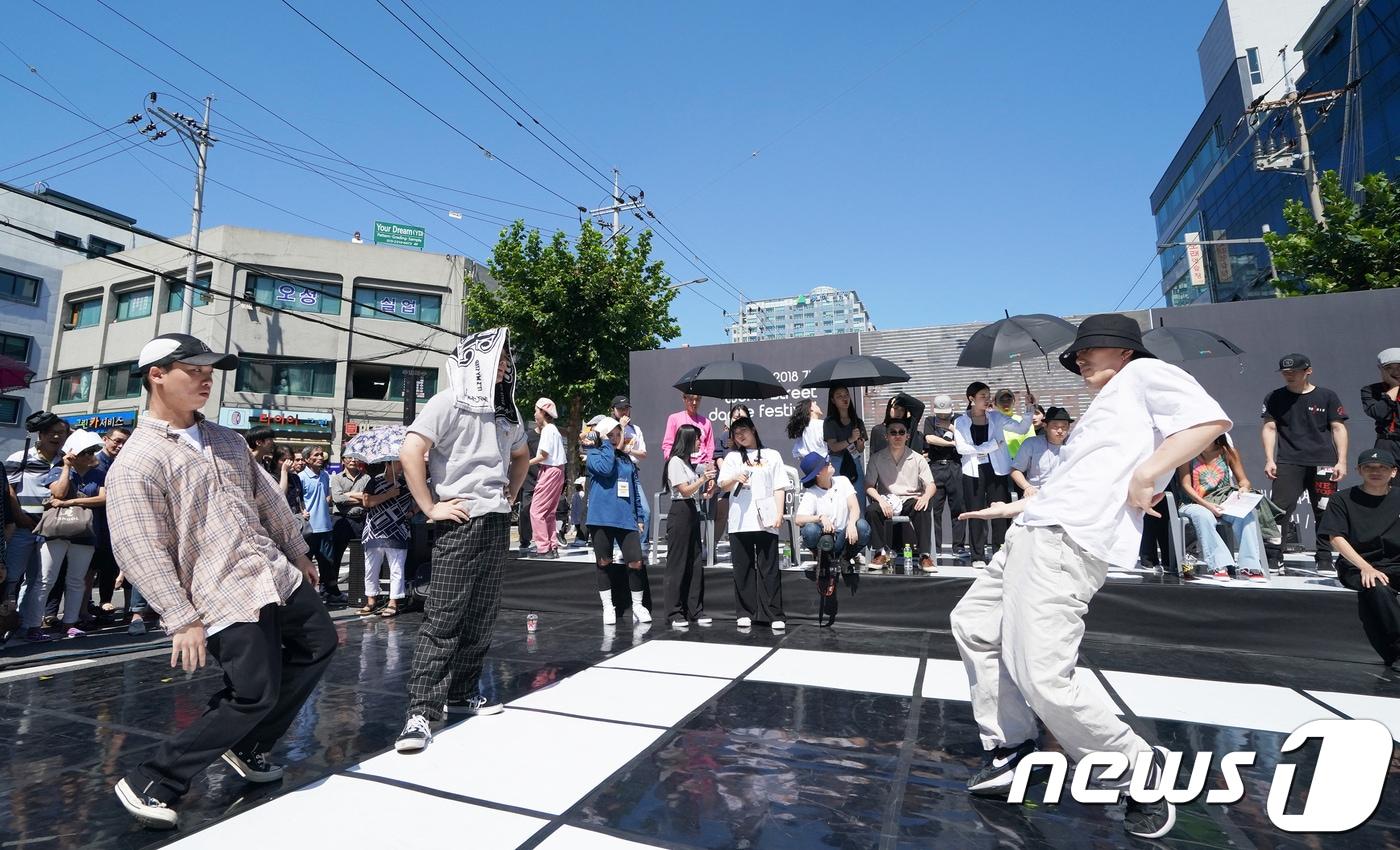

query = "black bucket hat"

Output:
[[1058, 314, 1156, 375]]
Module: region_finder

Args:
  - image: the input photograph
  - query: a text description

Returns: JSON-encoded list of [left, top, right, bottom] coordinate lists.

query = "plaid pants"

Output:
[[406, 512, 508, 721]]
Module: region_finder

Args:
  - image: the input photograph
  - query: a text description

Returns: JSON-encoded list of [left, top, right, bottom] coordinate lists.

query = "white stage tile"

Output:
[[919, 660, 1120, 714], [350, 710, 663, 815], [536, 825, 666, 849], [169, 774, 546, 848], [747, 648, 919, 697], [509, 666, 730, 727], [1102, 671, 1337, 734], [598, 640, 771, 679], [1306, 690, 1400, 741]]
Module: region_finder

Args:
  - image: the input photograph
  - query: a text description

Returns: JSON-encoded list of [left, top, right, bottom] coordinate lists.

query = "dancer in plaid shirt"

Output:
[[107, 333, 336, 829], [395, 328, 530, 753]]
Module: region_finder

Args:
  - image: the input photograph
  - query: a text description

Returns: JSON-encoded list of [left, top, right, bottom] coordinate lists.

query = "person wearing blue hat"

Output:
[[792, 452, 870, 566], [1318, 448, 1400, 668]]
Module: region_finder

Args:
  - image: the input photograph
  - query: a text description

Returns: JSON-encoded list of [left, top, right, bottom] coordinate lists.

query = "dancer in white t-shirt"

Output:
[[950, 314, 1230, 841]]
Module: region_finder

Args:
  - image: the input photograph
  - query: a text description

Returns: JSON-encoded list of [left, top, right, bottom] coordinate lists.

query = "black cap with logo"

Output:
[[1278, 353, 1311, 371]]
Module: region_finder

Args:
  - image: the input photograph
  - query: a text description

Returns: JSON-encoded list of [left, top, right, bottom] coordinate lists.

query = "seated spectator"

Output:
[[864, 421, 937, 571], [1176, 434, 1268, 581], [1010, 406, 1072, 498], [1319, 448, 1400, 668], [869, 393, 923, 457], [794, 452, 869, 566]]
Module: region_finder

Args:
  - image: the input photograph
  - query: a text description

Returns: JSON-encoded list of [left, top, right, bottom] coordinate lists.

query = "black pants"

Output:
[[664, 499, 705, 622], [1140, 510, 1173, 569], [517, 488, 534, 550], [730, 531, 782, 622], [1339, 565, 1400, 664], [865, 497, 933, 557], [1266, 463, 1335, 569], [929, 461, 965, 551], [326, 517, 362, 594], [93, 542, 119, 605], [962, 464, 1011, 559], [126, 581, 336, 803]]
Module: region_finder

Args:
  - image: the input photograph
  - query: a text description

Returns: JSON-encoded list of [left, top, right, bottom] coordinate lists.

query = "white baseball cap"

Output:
[[137, 333, 238, 370], [1379, 348, 1400, 367], [593, 415, 621, 437], [932, 394, 954, 414], [62, 429, 104, 455]]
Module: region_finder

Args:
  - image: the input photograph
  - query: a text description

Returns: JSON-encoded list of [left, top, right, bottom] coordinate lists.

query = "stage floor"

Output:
[[3, 609, 1398, 848]]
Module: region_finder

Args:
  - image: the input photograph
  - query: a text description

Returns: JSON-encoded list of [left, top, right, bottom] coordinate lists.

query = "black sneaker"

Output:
[[395, 715, 433, 753], [444, 695, 504, 716], [967, 739, 1041, 797], [1123, 746, 1177, 839], [114, 778, 178, 829], [221, 749, 285, 783]]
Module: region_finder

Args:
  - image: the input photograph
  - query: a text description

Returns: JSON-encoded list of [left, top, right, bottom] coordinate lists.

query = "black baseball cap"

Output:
[[611, 395, 631, 409], [137, 333, 238, 370], [1278, 353, 1311, 371], [1357, 448, 1397, 468]]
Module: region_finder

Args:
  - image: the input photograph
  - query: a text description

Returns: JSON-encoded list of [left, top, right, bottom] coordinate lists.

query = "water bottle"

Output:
[[903, 543, 913, 563], [782, 543, 792, 568]]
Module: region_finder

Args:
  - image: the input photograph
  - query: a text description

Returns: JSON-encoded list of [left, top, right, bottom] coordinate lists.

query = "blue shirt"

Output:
[[585, 441, 644, 531], [299, 467, 334, 533], [39, 463, 108, 541]]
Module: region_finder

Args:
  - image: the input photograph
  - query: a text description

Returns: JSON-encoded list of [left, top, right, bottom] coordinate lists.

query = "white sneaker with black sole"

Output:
[[395, 714, 433, 753], [444, 695, 504, 716], [221, 749, 285, 782], [1122, 746, 1177, 839], [114, 778, 178, 829], [967, 739, 1043, 797]]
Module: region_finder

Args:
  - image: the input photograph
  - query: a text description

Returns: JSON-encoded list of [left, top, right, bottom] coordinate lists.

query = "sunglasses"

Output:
[[887, 430, 908, 437]]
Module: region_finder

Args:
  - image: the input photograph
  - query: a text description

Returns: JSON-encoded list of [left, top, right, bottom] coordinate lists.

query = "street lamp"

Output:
[[668, 277, 708, 290]]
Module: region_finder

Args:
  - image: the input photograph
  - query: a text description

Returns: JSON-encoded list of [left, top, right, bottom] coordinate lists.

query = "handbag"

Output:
[[33, 504, 95, 540]]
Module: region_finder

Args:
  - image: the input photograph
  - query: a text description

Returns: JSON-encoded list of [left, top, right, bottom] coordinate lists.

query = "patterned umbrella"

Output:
[[343, 424, 410, 463]]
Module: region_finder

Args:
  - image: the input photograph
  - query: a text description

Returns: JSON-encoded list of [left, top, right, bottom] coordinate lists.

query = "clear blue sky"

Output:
[[1, 0, 1221, 345]]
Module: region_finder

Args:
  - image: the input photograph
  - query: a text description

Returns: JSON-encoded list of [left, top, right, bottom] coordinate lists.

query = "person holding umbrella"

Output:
[[955, 382, 1035, 565]]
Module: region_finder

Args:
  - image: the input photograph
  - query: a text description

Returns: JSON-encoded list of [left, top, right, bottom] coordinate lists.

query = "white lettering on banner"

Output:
[[299, 289, 319, 307], [400, 298, 417, 315], [379, 297, 397, 313], [276, 283, 296, 302], [1006, 719, 1389, 832]]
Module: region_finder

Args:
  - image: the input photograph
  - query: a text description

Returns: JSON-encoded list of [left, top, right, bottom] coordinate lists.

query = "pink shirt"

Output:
[[661, 410, 715, 464]]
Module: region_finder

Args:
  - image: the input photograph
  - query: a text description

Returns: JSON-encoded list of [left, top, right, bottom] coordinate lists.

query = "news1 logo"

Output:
[[1009, 719, 1390, 832]]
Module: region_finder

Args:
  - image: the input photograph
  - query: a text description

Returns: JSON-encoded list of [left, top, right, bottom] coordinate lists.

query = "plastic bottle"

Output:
[[903, 543, 913, 563]]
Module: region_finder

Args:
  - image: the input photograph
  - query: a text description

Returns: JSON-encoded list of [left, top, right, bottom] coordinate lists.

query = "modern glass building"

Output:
[[727, 285, 874, 343], [1149, 0, 1400, 306]]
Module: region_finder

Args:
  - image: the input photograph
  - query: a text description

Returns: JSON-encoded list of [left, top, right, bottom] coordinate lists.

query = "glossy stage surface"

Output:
[[3, 609, 1398, 848]]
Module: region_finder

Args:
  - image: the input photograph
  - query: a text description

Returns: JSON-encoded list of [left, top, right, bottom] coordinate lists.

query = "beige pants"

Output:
[[950, 523, 1149, 766]]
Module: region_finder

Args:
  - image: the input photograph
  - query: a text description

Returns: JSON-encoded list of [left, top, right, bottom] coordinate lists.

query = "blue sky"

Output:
[[1, 0, 1221, 345]]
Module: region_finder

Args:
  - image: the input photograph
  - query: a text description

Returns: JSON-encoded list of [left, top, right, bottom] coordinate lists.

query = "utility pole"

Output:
[[1251, 48, 1339, 226], [1283, 50, 1325, 225], [147, 94, 215, 334], [586, 168, 645, 242]]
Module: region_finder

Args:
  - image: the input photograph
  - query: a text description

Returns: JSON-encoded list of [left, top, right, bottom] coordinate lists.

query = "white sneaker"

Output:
[[696, 616, 713, 626], [736, 616, 752, 628], [630, 591, 652, 623], [670, 619, 689, 630], [771, 620, 786, 631], [972, 560, 987, 569], [115, 778, 178, 829], [599, 590, 616, 625]]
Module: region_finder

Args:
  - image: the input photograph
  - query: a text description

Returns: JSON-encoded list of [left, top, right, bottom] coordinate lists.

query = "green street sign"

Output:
[[373, 220, 425, 249]]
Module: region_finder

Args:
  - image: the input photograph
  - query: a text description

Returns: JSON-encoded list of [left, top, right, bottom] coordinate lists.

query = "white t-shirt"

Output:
[[791, 418, 829, 460], [173, 424, 204, 452], [1011, 435, 1065, 488], [797, 475, 857, 530], [622, 423, 646, 460], [721, 447, 787, 534], [667, 456, 699, 500], [537, 422, 567, 467], [1018, 358, 1231, 567]]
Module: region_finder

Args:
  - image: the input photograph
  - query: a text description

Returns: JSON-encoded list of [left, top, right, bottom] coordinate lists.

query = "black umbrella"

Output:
[[1142, 326, 1244, 362], [956, 311, 1078, 394], [674, 359, 786, 399], [801, 354, 910, 388]]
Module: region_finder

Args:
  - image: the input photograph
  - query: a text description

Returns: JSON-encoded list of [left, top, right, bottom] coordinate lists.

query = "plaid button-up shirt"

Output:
[[106, 413, 310, 633]]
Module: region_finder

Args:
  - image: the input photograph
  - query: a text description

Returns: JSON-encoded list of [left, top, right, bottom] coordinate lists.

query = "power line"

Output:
[[277, 0, 587, 213], [0, 122, 129, 174]]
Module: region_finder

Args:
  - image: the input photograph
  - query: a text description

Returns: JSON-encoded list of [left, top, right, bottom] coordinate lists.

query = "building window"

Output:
[[104, 362, 143, 400], [55, 232, 83, 251], [0, 396, 19, 425], [115, 288, 154, 321], [67, 297, 102, 329], [236, 358, 337, 397], [248, 274, 342, 315], [86, 235, 123, 258], [1245, 48, 1263, 85], [349, 363, 438, 401], [352, 286, 442, 324], [164, 277, 213, 313], [0, 268, 41, 304], [0, 332, 31, 363], [57, 370, 92, 403]]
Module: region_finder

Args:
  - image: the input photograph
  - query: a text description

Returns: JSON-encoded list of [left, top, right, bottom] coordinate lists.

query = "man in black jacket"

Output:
[[1362, 348, 1400, 461]]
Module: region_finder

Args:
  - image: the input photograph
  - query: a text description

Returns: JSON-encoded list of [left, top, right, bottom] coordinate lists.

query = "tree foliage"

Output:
[[465, 219, 681, 474], [1265, 169, 1400, 296]]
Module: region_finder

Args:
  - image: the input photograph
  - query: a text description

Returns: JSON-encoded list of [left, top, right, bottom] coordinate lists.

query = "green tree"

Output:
[[1264, 169, 1400, 296], [466, 219, 681, 479]]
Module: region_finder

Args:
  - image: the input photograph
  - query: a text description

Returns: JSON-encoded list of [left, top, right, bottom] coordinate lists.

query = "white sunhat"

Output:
[[62, 429, 104, 456]]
